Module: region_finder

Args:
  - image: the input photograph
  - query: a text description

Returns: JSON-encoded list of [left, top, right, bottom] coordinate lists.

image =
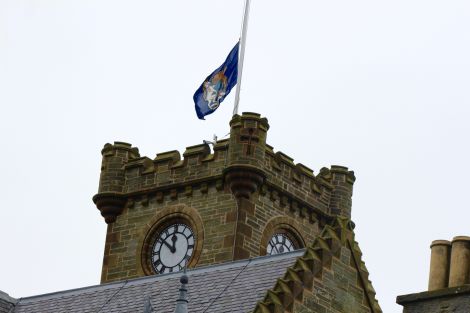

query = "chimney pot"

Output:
[[428, 240, 451, 291], [448, 236, 470, 287]]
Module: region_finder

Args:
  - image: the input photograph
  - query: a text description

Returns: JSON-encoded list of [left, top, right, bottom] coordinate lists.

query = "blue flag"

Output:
[[194, 42, 239, 120]]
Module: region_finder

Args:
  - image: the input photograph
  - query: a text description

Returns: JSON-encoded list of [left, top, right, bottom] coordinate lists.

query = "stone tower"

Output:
[[93, 112, 356, 283]]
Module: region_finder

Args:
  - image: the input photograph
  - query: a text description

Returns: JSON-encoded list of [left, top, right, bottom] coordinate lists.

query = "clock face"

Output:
[[151, 223, 195, 274], [267, 233, 295, 255]]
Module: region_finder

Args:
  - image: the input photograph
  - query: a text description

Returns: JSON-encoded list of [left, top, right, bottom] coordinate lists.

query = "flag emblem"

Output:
[[194, 42, 239, 119], [203, 70, 228, 110]]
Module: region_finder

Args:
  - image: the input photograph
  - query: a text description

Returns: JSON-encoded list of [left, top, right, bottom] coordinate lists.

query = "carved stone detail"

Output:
[[224, 165, 265, 200], [92, 192, 127, 224]]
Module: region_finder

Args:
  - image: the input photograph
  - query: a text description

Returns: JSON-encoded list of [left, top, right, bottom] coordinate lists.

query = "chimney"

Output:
[[448, 236, 470, 287], [428, 240, 451, 291], [397, 236, 470, 313], [427, 236, 470, 291]]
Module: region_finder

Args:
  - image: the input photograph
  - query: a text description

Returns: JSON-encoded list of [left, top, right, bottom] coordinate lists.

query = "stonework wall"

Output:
[[251, 218, 382, 313], [249, 194, 321, 257], [294, 247, 372, 313], [101, 181, 326, 283], [101, 184, 237, 283]]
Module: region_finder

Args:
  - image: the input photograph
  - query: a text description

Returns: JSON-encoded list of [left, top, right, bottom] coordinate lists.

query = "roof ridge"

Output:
[[18, 250, 304, 304], [252, 216, 382, 313]]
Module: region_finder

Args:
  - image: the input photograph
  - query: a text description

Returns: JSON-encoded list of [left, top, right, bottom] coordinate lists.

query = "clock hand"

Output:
[[171, 234, 178, 252], [273, 244, 280, 254], [161, 239, 175, 253]]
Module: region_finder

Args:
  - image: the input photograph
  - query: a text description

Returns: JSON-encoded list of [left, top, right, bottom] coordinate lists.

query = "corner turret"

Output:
[[93, 141, 140, 223], [224, 112, 269, 200], [323, 165, 356, 219]]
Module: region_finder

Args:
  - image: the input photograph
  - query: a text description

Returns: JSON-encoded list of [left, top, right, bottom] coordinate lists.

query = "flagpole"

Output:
[[233, 0, 251, 116]]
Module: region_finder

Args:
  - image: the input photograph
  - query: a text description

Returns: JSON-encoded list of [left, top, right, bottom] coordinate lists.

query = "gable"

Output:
[[293, 244, 375, 313], [252, 217, 382, 313]]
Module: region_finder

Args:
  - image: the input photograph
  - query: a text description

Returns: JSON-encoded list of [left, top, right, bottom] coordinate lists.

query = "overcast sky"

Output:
[[1, 1, 470, 312]]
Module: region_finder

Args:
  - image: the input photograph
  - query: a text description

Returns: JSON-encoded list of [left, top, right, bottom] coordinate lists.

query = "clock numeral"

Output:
[[183, 228, 191, 237]]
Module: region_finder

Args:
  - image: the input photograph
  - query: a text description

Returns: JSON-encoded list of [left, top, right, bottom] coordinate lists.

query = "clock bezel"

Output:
[[151, 222, 195, 274], [140, 208, 204, 276], [260, 219, 305, 256]]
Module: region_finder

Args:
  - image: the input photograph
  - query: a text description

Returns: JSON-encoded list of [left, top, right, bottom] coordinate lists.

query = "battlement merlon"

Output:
[[93, 112, 356, 223]]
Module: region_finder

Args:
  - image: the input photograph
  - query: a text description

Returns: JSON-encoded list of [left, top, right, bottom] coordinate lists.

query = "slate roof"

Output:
[[12, 250, 303, 313]]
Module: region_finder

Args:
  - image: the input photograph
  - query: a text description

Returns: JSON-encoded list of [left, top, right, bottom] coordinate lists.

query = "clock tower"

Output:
[[93, 112, 355, 283]]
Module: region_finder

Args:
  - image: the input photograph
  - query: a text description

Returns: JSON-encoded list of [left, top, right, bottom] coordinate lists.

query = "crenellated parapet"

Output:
[[93, 112, 356, 224], [262, 146, 356, 221]]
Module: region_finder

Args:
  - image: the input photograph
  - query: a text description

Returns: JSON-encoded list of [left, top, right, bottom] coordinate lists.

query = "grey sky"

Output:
[[1, 1, 469, 312]]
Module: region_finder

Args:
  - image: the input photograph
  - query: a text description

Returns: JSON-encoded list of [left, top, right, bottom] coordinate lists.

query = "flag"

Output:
[[194, 42, 239, 120]]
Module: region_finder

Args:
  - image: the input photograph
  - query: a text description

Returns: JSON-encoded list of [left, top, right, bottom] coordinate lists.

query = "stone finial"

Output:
[[174, 274, 189, 313], [428, 240, 451, 291]]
